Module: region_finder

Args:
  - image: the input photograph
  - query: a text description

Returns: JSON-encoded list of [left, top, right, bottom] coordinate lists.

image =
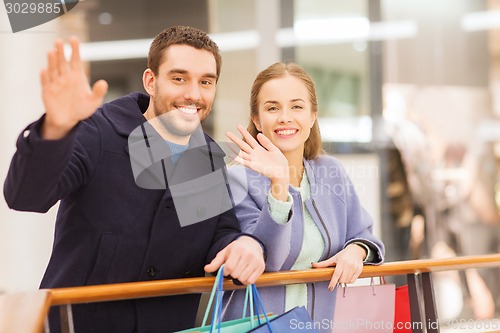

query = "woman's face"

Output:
[[253, 74, 317, 158]]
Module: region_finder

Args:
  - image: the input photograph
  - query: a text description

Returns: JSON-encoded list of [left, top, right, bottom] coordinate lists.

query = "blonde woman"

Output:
[[223, 62, 384, 331]]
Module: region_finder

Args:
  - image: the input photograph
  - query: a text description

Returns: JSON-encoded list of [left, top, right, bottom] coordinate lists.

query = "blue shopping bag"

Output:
[[247, 284, 318, 333], [175, 265, 275, 333], [176, 265, 318, 332]]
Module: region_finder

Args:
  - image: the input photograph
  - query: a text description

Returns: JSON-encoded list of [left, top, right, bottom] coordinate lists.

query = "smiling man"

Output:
[[143, 43, 217, 143], [3, 26, 265, 333]]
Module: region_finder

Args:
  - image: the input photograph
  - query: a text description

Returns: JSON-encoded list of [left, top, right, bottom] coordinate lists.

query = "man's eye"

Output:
[[173, 77, 185, 82], [201, 80, 212, 85], [292, 105, 303, 109]]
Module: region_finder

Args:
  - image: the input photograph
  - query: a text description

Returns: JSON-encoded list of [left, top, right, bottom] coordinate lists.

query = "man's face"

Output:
[[145, 44, 218, 141]]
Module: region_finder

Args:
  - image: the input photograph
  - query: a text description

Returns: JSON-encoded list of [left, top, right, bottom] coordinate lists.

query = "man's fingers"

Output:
[[69, 36, 82, 71], [40, 69, 49, 88], [204, 248, 227, 273], [92, 79, 109, 101], [245, 269, 262, 285], [230, 263, 257, 285], [55, 39, 68, 75], [47, 49, 58, 81]]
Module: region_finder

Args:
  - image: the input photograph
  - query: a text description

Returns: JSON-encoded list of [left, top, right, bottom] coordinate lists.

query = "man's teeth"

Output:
[[276, 129, 297, 136], [178, 107, 197, 114]]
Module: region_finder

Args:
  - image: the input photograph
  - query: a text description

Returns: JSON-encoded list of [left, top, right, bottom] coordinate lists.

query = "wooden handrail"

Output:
[[0, 290, 50, 333], [47, 253, 500, 306], [2, 254, 499, 333]]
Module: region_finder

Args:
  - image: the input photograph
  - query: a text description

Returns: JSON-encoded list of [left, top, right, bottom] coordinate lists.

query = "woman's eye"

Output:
[[292, 105, 303, 109], [268, 106, 278, 112]]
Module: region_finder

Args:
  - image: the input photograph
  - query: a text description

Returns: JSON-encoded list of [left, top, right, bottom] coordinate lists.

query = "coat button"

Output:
[[197, 206, 206, 218], [184, 271, 193, 278], [147, 266, 157, 278]]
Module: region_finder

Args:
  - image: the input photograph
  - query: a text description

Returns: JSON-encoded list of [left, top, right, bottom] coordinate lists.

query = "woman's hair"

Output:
[[248, 62, 324, 159], [148, 26, 222, 80]]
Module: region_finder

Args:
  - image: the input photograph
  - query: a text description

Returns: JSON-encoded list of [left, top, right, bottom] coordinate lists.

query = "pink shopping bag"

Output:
[[332, 280, 396, 333]]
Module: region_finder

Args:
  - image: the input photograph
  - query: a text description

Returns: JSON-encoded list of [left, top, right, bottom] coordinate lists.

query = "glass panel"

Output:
[[208, 0, 258, 139], [294, 0, 371, 142]]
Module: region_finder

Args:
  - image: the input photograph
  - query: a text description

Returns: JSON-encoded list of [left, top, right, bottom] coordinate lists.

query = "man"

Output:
[[4, 26, 264, 332]]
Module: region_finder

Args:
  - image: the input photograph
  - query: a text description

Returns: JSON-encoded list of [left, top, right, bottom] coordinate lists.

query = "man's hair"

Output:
[[148, 26, 222, 80], [248, 62, 325, 160]]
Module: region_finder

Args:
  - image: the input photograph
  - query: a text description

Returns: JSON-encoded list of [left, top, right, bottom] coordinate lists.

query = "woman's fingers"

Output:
[[256, 133, 278, 152], [226, 131, 253, 153], [237, 125, 260, 149]]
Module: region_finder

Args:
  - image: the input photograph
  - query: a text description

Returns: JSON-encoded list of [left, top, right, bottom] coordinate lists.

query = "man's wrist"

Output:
[[236, 234, 267, 260], [42, 114, 78, 140]]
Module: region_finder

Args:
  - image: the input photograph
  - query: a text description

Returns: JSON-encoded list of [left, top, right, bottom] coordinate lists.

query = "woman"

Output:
[[223, 62, 384, 330]]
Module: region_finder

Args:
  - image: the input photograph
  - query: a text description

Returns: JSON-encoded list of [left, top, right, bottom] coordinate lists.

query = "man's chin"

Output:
[[169, 122, 203, 137]]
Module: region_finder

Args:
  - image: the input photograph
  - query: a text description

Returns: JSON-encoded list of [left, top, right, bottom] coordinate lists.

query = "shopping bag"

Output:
[[393, 285, 412, 333], [332, 278, 396, 333], [176, 265, 276, 333], [248, 295, 319, 332]]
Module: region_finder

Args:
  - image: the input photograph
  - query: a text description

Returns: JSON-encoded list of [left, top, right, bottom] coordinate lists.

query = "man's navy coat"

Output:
[[4, 92, 244, 332]]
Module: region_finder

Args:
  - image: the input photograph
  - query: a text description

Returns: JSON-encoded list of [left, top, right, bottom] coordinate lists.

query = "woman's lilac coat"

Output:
[[223, 155, 385, 332]]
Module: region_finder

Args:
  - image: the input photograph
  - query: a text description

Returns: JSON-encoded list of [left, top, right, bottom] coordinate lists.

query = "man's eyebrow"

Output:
[[167, 69, 218, 80], [168, 68, 188, 75], [203, 73, 218, 80]]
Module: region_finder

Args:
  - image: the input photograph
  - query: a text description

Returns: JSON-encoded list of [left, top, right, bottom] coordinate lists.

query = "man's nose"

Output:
[[184, 82, 201, 102]]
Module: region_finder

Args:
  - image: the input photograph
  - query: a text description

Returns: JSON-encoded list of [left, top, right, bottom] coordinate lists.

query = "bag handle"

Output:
[[201, 265, 272, 333], [251, 284, 273, 332], [211, 267, 225, 333], [201, 265, 225, 328], [338, 276, 388, 297], [202, 265, 269, 332], [243, 284, 256, 327]]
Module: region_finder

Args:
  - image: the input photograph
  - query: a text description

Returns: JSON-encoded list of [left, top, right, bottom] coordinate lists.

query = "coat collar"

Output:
[[303, 159, 318, 196], [102, 92, 151, 137]]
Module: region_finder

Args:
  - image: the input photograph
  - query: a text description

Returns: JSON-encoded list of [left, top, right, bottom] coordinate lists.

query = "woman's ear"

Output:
[[252, 116, 262, 132], [311, 111, 318, 128], [142, 68, 155, 96]]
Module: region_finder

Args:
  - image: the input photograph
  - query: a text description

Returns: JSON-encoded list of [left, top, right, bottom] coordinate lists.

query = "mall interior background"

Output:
[[1, 0, 500, 323]]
